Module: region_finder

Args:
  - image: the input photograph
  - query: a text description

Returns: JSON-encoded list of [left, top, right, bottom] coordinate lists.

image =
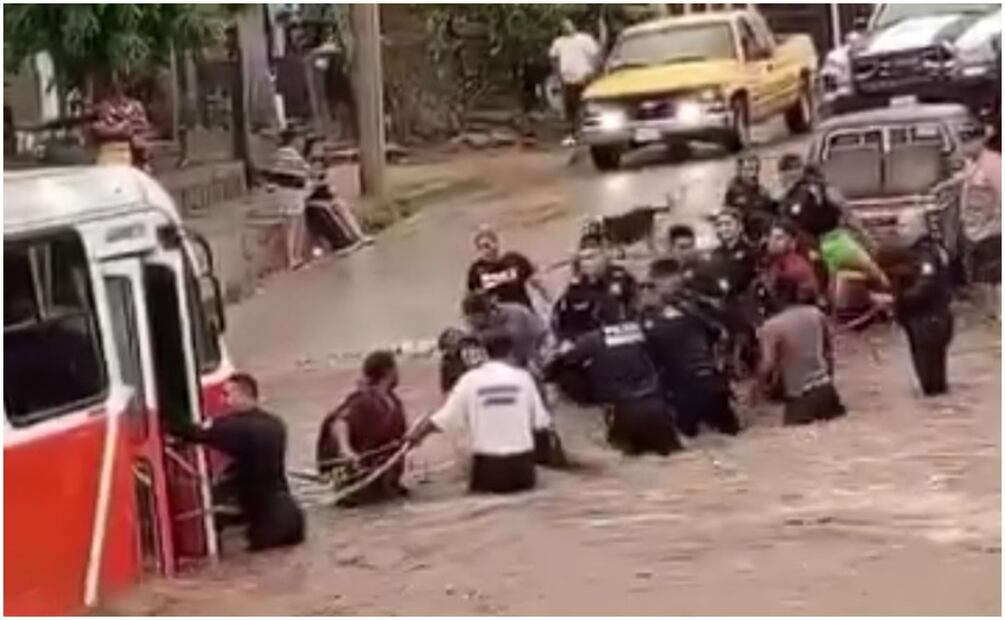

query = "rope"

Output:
[[324, 409, 440, 507]]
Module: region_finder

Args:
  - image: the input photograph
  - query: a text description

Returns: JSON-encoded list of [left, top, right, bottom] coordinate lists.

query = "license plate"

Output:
[[634, 128, 661, 143]]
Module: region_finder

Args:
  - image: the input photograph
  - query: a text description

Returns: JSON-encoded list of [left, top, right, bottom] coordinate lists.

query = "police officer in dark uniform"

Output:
[[546, 319, 683, 456], [693, 209, 762, 377], [883, 210, 954, 396], [550, 233, 638, 405], [437, 327, 488, 394], [553, 232, 638, 343], [724, 153, 777, 244], [642, 259, 741, 438]]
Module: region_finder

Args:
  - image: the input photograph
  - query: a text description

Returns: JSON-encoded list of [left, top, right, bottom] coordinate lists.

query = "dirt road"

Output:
[[111, 304, 1000, 616]]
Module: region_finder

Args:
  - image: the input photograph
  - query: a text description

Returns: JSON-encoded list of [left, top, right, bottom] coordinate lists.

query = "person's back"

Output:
[[486, 301, 548, 368], [450, 361, 544, 456], [760, 304, 829, 399], [425, 334, 553, 494]]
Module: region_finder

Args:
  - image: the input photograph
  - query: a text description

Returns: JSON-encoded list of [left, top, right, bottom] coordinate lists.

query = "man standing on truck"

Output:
[[549, 18, 601, 146]]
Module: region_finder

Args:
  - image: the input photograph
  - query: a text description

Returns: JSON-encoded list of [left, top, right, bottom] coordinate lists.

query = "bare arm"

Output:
[[756, 324, 780, 399], [332, 418, 359, 463], [820, 312, 835, 376]]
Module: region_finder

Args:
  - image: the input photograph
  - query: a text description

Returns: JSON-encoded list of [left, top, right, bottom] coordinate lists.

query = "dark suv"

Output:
[[833, 4, 1000, 115]]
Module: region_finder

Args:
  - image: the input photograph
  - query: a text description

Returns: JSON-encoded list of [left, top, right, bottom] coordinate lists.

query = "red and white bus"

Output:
[[4, 165, 235, 615]]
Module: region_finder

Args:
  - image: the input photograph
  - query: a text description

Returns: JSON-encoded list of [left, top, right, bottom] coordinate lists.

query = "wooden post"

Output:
[[350, 3, 387, 203]]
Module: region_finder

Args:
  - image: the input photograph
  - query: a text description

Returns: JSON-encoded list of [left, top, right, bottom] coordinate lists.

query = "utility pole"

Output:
[[350, 3, 387, 203]]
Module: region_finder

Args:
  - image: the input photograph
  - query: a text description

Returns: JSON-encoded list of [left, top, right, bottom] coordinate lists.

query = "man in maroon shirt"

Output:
[[316, 351, 408, 506], [765, 220, 823, 304]]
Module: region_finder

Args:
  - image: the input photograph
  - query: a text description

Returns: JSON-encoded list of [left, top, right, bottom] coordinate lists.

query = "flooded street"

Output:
[[112, 128, 1000, 615]]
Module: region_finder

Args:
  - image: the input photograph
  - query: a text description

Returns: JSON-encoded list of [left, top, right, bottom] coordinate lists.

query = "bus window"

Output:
[[184, 262, 222, 374], [105, 275, 149, 441], [4, 233, 106, 425]]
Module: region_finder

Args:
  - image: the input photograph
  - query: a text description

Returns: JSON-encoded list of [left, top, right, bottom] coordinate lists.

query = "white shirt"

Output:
[[431, 361, 552, 457], [549, 33, 600, 85]]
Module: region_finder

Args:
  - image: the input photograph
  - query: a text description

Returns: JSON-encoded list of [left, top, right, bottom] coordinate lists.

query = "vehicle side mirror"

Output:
[[199, 273, 227, 334]]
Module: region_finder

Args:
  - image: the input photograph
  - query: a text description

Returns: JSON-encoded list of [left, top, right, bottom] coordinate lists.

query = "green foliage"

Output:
[[3, 4, 241, 91]]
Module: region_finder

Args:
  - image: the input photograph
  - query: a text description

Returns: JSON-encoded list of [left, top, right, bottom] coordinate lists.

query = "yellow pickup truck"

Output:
[[581, 10, 818, 170]]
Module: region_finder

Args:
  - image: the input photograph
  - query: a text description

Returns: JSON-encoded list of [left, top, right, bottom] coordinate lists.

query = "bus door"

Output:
[[98, 237, 218, 573]]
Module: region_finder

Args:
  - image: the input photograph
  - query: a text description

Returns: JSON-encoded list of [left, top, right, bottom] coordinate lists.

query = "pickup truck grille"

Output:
[[627, 96, 677, 121], [852, 47, 952, 92]]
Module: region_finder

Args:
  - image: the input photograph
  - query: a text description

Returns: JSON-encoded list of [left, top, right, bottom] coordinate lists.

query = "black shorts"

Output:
[[607, 395, 682, 456], [784, 383, 846, 426], [470, 452, 536, 494]]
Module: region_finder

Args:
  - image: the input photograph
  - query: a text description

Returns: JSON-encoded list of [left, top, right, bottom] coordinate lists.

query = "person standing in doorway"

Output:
[[549, 18, 601, 146]]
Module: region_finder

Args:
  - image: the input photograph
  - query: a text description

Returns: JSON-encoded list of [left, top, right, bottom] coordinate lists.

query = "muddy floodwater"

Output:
[[109, 307, 1001, 616]]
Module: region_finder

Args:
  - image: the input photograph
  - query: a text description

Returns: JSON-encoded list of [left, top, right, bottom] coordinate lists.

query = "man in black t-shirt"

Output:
[[173, 373, 305, 552], [466, 226, 550, 309]]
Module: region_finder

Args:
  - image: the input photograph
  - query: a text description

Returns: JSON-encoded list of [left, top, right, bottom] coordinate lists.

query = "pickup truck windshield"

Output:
[[873, 4, 996, 30], [607, 23, 735, 70]]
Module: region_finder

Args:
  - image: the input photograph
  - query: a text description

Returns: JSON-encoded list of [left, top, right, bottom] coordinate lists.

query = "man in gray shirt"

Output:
[[463, 293, 549, 373], [757, 279, 845, 426]]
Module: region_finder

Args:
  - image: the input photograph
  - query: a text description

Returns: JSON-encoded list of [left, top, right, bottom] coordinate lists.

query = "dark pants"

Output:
[[562, 82, 586, 132], [903, 311, 954, 396], [605, 395, 683, 456], [470, 452, 536, 494], [671, 383, 741, 438], [784, 383, 846, 426], [246, 492, 306, 552]]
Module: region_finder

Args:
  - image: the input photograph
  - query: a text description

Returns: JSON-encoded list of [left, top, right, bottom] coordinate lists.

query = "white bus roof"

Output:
[[4, 165, 181, 237]]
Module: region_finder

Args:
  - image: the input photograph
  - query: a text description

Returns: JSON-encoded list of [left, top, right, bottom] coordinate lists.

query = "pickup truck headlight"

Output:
[[585, 103, 628, 131], [598, 109, 628, 131], [677, 101, 704, 124]]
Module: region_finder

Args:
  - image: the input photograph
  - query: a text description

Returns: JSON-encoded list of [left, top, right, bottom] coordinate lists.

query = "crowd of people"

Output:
[[306, 149, 964, 515], [184, 147, 970, 554], [172, 132, 998, 554]]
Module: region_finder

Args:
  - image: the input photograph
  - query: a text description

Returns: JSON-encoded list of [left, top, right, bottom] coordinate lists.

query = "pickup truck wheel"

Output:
[[785, 82, 814, 135], [724, 97, 749, 153], [590, 145, 622, 171]]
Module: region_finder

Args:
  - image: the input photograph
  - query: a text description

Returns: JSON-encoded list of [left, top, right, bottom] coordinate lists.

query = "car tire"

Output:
[[785, 81, 814, 135], [724, 96, 749, 153], [590, 145, 622, 171]]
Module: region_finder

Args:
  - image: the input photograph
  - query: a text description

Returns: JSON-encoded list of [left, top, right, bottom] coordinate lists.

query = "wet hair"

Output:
[[649, 257, 681, 280], [480, 329, 514, 360], [362, 350, 397, 384], [770, 277, 813, 312], [462, 292, 493, 317], [279, 128, 298, 147], [228, 372, 259, 400], [777, 153, 804, 173], [667, 224, 695, 243]]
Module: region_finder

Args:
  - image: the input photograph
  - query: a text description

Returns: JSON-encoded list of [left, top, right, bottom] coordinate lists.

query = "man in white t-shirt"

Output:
[[409, 330, 553, 494], [549, 19, 601, 142]]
